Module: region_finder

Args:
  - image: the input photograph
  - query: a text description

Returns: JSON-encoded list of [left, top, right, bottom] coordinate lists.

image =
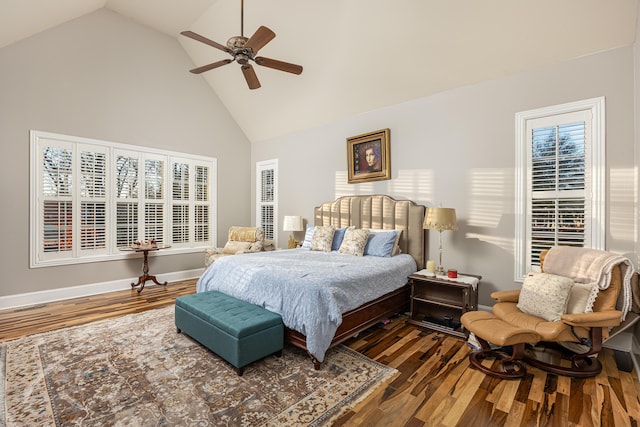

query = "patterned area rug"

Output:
[[1, 306, 397, 426]]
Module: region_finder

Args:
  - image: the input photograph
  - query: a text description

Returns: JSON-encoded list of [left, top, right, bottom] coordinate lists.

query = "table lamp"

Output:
[[283, 215, 304, 248], [423, 207, 458, 274]]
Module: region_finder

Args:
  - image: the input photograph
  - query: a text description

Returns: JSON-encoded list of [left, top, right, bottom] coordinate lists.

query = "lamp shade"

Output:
[[283, 215, 304, 232], [423, 208, 458, 231]]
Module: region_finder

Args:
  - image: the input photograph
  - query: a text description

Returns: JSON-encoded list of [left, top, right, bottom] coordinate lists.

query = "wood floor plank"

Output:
[[1, 282, 639, 427]]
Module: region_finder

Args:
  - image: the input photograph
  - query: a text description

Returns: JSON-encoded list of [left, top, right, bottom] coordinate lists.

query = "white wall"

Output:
[[0, 9, 252, 298], [252, 46, 636, 307]]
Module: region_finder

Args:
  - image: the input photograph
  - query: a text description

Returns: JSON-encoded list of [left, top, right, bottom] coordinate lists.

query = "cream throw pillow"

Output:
[[338, 227, 370, 256], [517, 273, 574, 322], [310, 225, 336, 252], [222, 240, 253, 254], [566, 282, 597, 314]]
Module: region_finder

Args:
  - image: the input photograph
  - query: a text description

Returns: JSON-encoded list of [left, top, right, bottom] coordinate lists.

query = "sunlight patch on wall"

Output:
[[609, 168, 636, 242], [334, 169, 434, 203], [467, 168, 514, 228], [465, 233, 515, 255]]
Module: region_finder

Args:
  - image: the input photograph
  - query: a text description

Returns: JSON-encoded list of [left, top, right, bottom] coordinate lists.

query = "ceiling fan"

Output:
[[180, 0, 303, 90]]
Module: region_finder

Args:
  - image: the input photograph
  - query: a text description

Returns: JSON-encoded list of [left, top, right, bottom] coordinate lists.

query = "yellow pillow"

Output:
[[222, 241, 253, 254]]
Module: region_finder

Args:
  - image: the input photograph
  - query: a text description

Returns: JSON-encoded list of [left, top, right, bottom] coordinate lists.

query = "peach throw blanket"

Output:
[[543, 246, 634, 320]]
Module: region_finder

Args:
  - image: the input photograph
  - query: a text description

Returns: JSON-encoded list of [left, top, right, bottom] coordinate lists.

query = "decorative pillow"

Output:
[[222, 240, 253, 254], [517, 273, 574, 321], [364, 229, 400, 257], [248, 240, 264, 252], [331, 227, 348, 251], [310, 225, 336, 252], [338, 227, 370, 256], [566, 282, 597, 314], [301, 224, 315, 249]]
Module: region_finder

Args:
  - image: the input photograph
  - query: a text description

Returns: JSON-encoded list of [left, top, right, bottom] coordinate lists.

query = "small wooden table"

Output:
[[407, 272, 481, 338], [122, 244, 171, 293]]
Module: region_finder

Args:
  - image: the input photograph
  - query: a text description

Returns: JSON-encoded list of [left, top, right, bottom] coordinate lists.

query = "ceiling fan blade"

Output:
[[189, 59, 233, 74], [180, 30, 230, 53], [255, 57, 303, 75], [244, 26, 276, 54], [241, 64, 261, 90]]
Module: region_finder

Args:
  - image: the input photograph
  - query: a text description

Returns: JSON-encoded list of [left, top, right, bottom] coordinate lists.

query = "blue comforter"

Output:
[[197, 249, 416, 362]]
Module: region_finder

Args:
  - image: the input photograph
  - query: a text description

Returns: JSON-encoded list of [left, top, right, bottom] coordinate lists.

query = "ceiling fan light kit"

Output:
[[180, 0, 302, 90]]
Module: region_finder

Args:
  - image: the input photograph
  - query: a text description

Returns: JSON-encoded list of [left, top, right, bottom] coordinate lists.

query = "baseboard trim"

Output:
[[0, 269, 204, 310]]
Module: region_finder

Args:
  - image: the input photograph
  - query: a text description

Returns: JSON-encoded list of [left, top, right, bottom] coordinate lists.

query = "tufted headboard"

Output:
[[314, 195, 426, 269]]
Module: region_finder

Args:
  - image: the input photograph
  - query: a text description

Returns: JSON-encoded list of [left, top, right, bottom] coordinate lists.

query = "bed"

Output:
[[197, 195, 426, 368]]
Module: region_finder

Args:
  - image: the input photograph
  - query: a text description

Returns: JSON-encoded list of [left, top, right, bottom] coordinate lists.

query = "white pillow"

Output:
[[301, 224, 314, 249], [517, 273, 574, 321]]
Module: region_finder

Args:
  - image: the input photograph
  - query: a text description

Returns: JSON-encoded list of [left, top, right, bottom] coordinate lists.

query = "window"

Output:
[[515, 97, 605, 280], [256, 159, 278, 244], [31, 131, 216, 267]]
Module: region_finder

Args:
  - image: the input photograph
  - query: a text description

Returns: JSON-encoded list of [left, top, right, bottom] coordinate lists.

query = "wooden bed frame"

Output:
[[285, 195, 426, 368]]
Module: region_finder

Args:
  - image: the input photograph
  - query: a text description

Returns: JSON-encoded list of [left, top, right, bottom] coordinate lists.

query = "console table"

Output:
[[121, 244, 171, 293]]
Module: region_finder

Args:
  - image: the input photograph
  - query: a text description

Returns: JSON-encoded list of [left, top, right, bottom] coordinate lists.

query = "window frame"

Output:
[[30, 130, 217, 268], [514, 97, 605, 281], [256, 159, 278, 245]]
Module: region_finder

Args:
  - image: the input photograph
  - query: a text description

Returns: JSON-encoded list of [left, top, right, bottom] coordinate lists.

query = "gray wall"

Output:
[[252, 46, 636, 307], [0, 9, 251, 297]]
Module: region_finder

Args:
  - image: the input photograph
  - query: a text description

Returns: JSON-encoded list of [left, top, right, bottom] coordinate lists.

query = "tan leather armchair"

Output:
[[204, 226, 266, 267], [461, 247, 633, 379]]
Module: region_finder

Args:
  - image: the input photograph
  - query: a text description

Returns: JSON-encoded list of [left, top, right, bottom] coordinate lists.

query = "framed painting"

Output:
[[347, 128, 391, 184]]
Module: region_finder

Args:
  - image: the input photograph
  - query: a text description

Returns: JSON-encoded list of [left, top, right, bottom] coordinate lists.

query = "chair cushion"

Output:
[[493, 302, 586, 342], [517, 273, 574, 321]]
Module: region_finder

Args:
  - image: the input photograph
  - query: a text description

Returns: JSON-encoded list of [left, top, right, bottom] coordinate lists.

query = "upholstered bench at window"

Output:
[[175, 291, 284, 376]]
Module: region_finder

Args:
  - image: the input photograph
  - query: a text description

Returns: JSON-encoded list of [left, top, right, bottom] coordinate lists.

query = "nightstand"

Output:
[[407, 272, 481, 338]]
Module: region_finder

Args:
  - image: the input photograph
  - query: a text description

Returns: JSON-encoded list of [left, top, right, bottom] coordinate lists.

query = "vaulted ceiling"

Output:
[[1, 0, 637, 142]]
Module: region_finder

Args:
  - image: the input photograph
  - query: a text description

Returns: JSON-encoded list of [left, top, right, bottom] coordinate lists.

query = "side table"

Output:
[[407, 272, 481, 338], [121, 244, 171, 293]]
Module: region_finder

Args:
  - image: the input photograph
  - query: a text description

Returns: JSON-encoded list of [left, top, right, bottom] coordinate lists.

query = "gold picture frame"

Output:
[[347, 128, 391, 184]]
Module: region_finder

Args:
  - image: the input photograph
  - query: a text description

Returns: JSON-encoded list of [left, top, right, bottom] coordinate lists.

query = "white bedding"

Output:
[[196, 249, 416, 362]]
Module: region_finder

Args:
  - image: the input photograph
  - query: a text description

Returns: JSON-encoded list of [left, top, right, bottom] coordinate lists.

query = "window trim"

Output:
[[514, 97, 605, 281], [30, 130, 217, 268]]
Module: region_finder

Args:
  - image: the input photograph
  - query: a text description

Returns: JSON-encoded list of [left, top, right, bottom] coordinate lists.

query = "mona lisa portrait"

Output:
[[347, 128, 391, 184]]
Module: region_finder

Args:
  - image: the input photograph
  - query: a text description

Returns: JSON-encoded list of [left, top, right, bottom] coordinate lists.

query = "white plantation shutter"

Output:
[[79, 147, 107, 253], [40, 142, 73, 259], [256, 160, 278, 243], [515, 98, 605, 280], [529, 119, 587, 266], [169, 160, 213, 247], [144, 158, 165, 244], [171, 162, 190, 245], [115, 151, 140, 247], [31, 131, 216, 267], [194, 165, 210, 243], [116, 202, 138, 247]]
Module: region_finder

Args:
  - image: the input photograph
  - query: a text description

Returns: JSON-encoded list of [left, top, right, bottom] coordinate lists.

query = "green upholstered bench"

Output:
[[175, 291, 284, 376]]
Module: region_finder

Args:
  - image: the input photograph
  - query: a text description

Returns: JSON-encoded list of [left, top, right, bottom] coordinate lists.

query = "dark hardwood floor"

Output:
[[1, 279, 639, 426]]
